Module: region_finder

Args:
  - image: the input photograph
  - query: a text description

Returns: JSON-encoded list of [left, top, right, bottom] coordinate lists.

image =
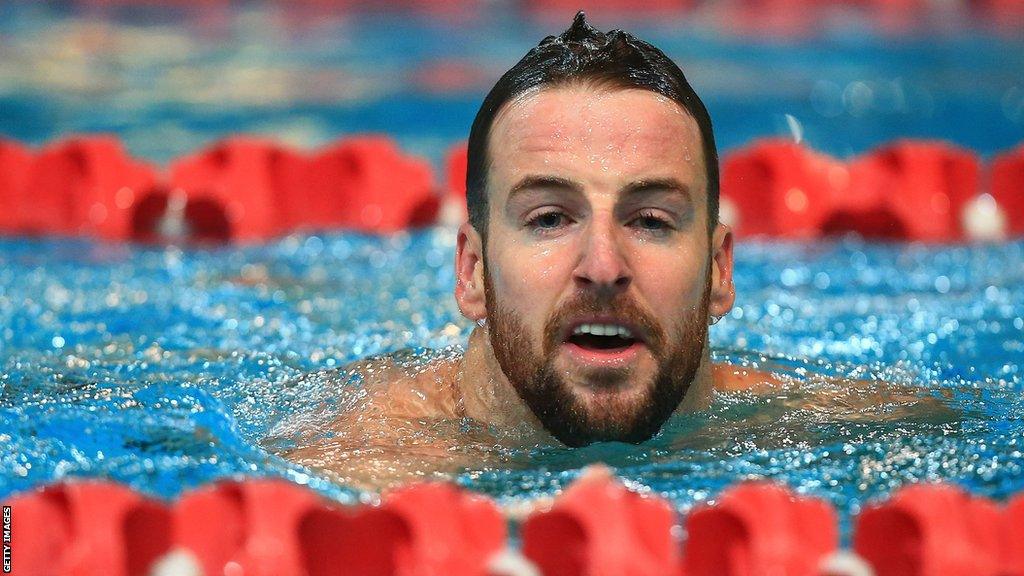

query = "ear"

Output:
[[709, 222, 736, 319], [455, 222, 487, 322]]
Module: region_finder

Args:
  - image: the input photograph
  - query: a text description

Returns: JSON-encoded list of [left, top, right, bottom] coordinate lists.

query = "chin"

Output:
[[571, 375, 649, 402], [564, 418, 660, 446], [571, 385, 654, 425]]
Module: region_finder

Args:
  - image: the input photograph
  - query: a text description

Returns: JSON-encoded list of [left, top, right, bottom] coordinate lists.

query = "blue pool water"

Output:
[[3, 233, 1023, 525], [1, 1, 1023, 532]]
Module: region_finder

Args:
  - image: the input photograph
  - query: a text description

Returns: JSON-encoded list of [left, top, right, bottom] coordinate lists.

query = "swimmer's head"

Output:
[[455, 13, 735, 447], [465, 11, 719, 242]]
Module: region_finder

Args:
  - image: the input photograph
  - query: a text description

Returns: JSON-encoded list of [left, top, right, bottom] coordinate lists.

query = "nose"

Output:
[[572, 215, 632, 294]]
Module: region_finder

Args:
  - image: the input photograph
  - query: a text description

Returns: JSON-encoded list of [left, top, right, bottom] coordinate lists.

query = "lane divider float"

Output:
[[719, 138, 1010, 242], [0, 135, 1020, 244], [6, 473, 1024, 575]]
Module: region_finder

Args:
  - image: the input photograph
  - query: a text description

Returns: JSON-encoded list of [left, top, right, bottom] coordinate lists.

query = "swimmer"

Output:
[[279, 13, 932, 489]]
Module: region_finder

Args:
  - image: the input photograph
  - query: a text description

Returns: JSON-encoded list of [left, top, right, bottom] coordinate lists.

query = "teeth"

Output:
[[571, 323, 634, 339]]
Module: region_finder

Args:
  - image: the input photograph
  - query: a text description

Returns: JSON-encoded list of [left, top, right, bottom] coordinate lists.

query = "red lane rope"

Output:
[[5, 475, 1024, 575], [0, 135, 1021, 243]]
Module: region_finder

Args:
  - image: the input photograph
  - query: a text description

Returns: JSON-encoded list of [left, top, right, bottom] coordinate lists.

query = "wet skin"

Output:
[[280, 85, 781, 488], [280, 346, 782, 490], [455, 86, 737, 445]]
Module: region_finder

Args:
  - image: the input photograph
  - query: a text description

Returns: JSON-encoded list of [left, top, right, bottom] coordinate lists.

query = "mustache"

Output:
[[542, 291, 666, 358]]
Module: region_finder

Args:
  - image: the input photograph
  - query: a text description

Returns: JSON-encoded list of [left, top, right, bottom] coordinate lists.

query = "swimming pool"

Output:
[[1, 0, 1023, 538]]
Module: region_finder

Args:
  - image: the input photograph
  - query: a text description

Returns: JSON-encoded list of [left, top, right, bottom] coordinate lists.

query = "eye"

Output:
[[526, 210, 571, 231], [631, 210, 674, 234]]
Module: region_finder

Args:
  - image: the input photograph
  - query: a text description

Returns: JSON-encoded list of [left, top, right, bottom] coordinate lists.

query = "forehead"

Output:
[[487, 85, 706, 193]]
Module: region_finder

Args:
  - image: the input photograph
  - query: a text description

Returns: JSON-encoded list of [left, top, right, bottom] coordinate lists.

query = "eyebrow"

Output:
[[507, 175, 693, 201], [620, 178, 693, 201], [505, 174, 696, 212], [507, 175, 583, 199]]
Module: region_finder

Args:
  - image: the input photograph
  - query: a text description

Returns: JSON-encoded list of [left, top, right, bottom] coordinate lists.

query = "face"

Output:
[[456, 85, 735, 446]]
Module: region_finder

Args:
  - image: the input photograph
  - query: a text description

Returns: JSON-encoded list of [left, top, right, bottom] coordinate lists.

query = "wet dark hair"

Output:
[[466, 11, 719, 240]]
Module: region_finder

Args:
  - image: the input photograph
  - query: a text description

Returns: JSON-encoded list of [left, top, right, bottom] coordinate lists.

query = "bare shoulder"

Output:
[[327, 348, 465, 420], [712, 360, 913, 395], [710, 359, 955, 421], [278, 348, 469, 489], [712, 362, 785, 393]]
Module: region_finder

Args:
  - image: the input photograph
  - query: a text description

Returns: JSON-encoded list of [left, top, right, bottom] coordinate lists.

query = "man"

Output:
[[282, 13, 771, 488]]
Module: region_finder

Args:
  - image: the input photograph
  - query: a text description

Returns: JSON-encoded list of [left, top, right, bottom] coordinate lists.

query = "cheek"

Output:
[[631, 244, 708, 311], [487, 239, 575, 316]]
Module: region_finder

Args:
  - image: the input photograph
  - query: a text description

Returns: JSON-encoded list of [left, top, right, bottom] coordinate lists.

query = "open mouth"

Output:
[[566, 323, 640, 352]]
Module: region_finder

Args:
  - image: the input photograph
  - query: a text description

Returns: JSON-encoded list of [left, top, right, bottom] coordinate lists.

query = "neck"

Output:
[[457, 326, 544, 430], [455, 325, 716, 432], [678, 348, 716, 412]]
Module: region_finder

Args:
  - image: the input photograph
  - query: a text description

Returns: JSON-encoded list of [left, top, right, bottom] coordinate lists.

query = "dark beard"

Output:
[[484, 270, 711, 447]]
